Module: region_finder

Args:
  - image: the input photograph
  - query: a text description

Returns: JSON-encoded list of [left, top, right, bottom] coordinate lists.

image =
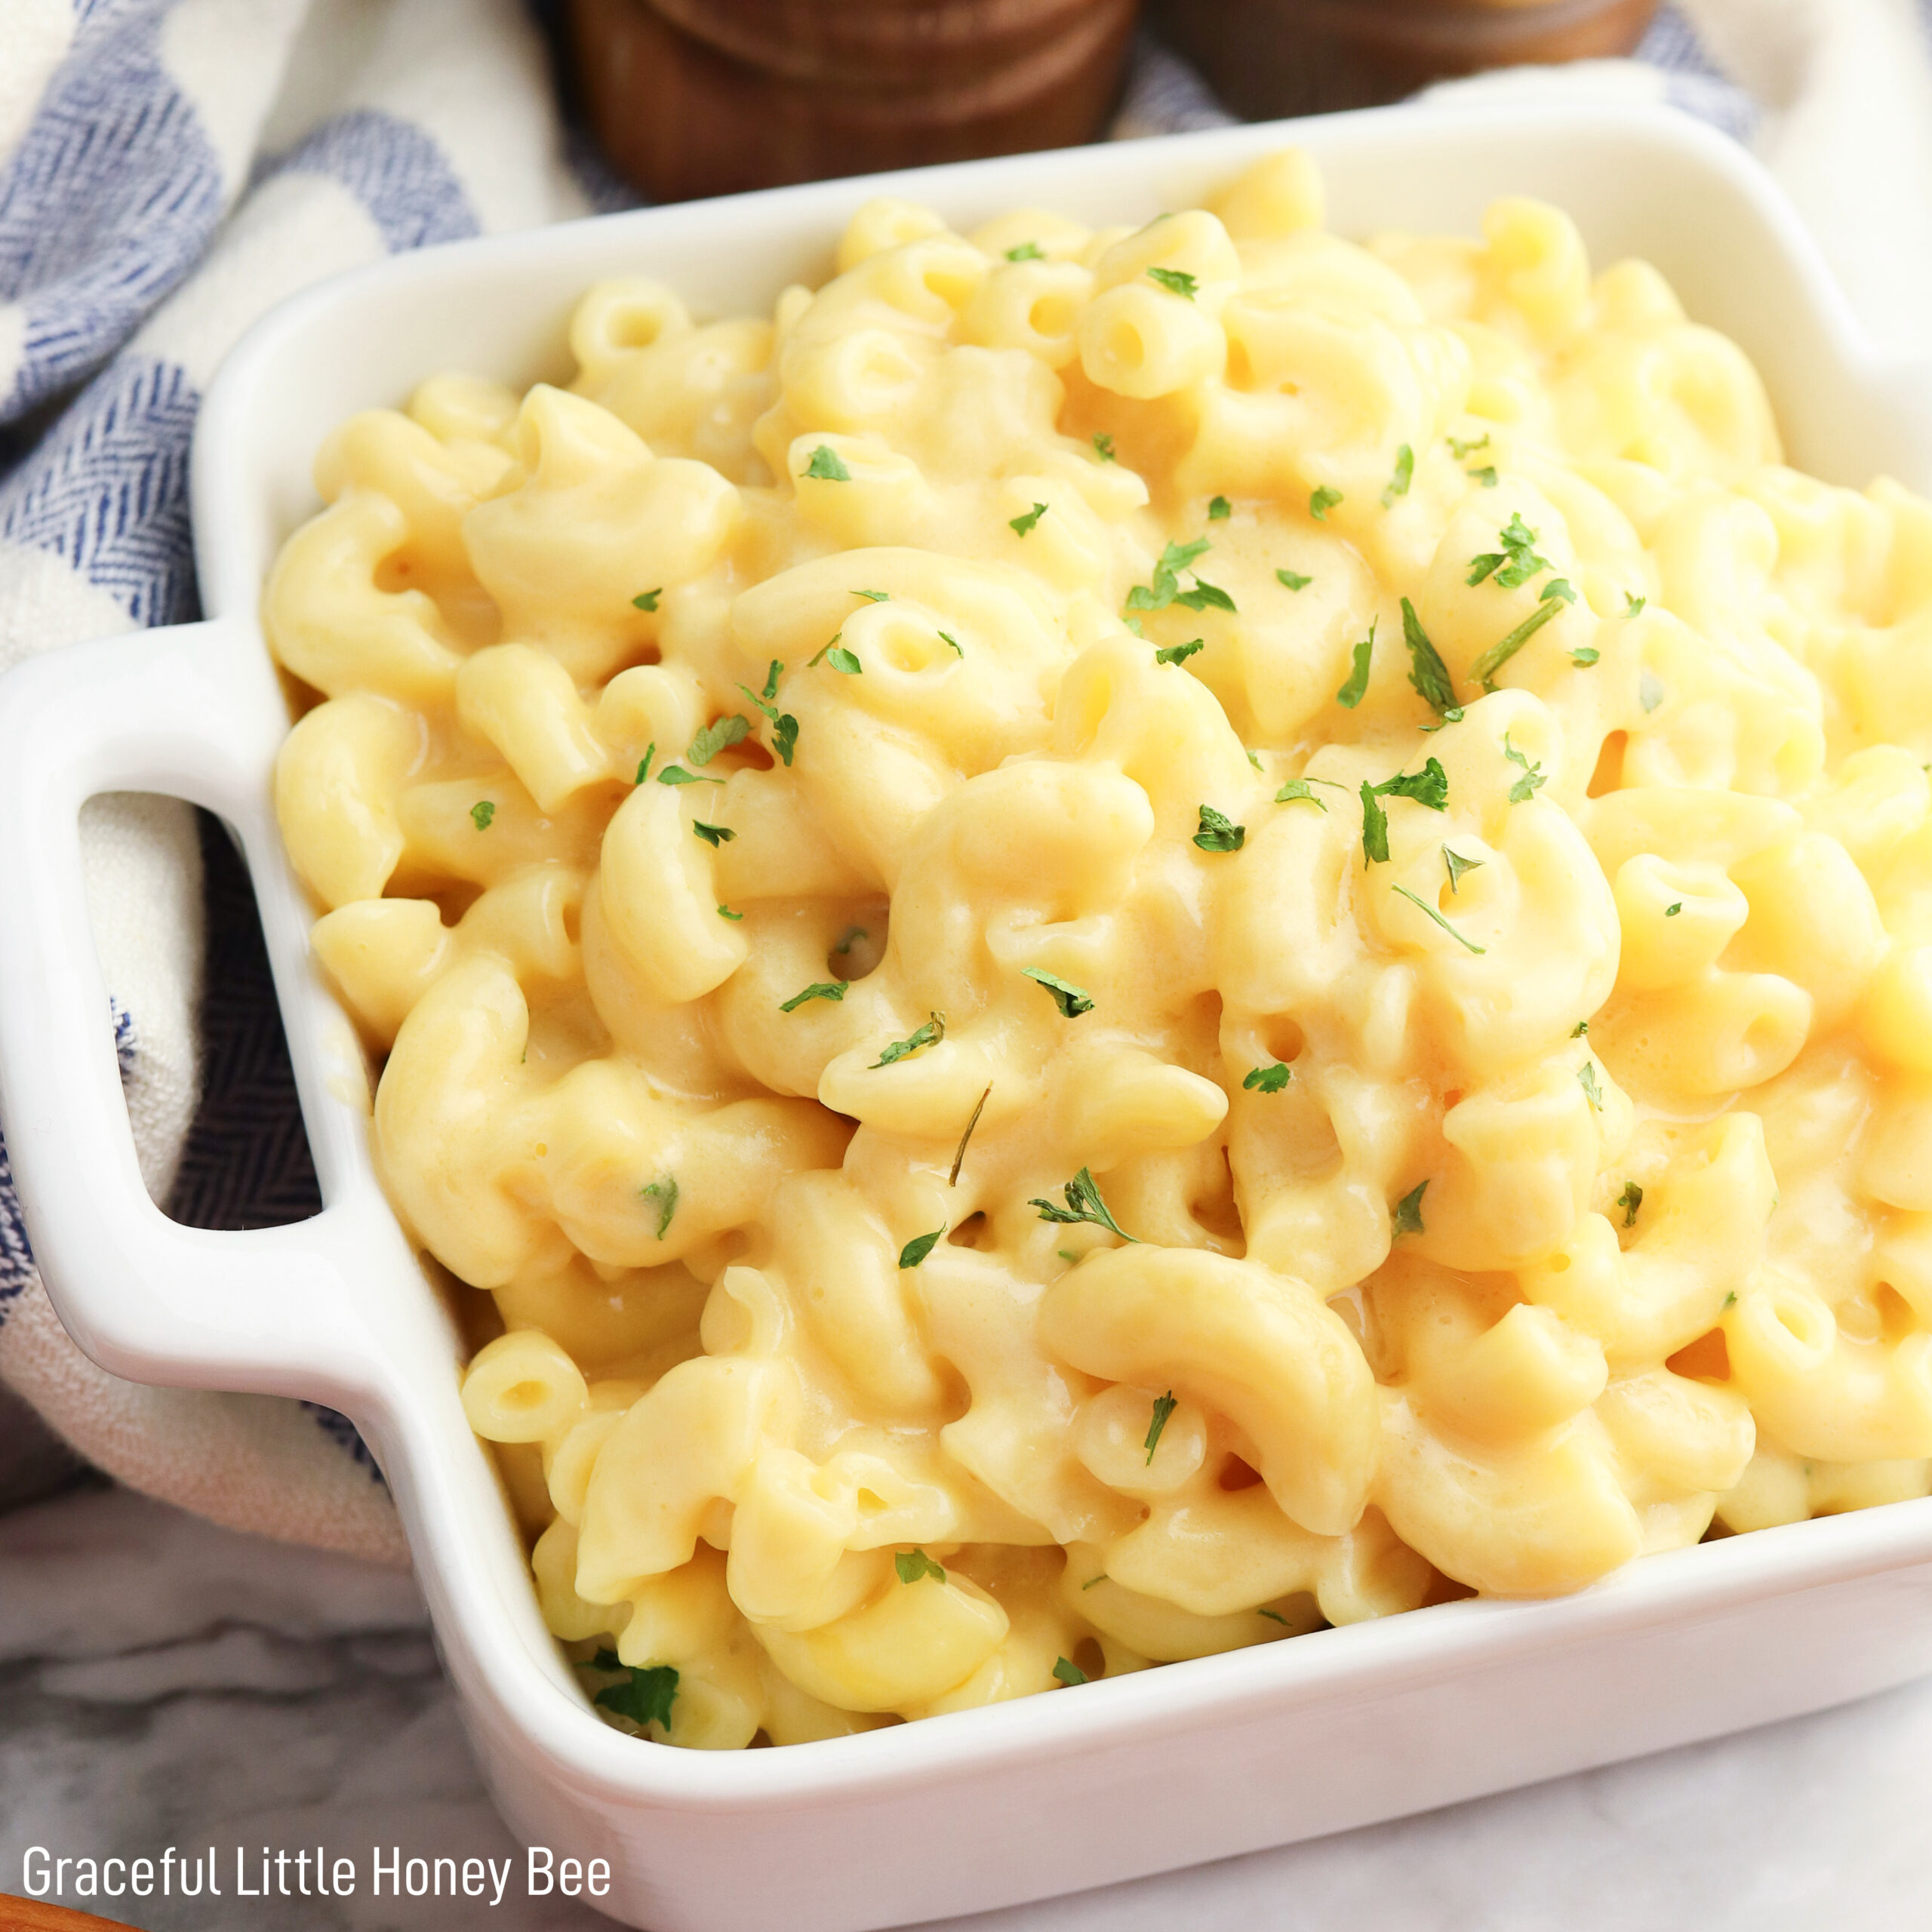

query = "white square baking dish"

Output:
[[3, 100, 1932, 1932]]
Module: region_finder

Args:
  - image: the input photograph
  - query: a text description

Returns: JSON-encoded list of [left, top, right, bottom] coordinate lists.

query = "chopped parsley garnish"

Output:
[[1127, 537, 1232, 620], [1382, 443, 1414, 507], [1093, 432, 1116, 463], [1578, 1062, 1604, 1109], [632, 588, 663, 612], [735, 672, 798, 768], [1471, 595, 1566, 690], [1156, 638, 1204, 666], [1208, 495, 1232, 520], [1448, 432, 1491, 460], [1244, 1063, 1292, 1093], [640, 1176, 678, 1238], [470, 801, 495, 831], [949, 1083, 992, 1186], [1192, 805, 1246, 853], [1275, 777, 1343, 811], [1723, 1290, 1737, 1309], [1081, 1573, 1108, 1590], [872, 1012, 945, 1068], [832, 926, 867, 955], [851, 587, 889, 603], [803, 445, 851, 481], [1503, 732, 1546, 802], [1666, 902, 1683, 917], [1005, 241, 1044, 262], [780, 980, 847, 1012], [1466, 512, 1552, 590], [1617, 1180, 1644, 1227], [1392, 884, 1485, 954], [1377, 758, 1451, 812], [1625, 592, 1647, 617], [1275, 567, 1312, 592], [658, 763, 722, 786], [1443, 847, 1484, 893], [1571, 647, 1601, 667], [938, 630, 963, 657], [1146, 266, 1198, 299], [1392, 1180, 1428, 1238], [1359, 789, 1390, 865], [1257, 1608, 1292, 1626], [1401, 598, 1457, 717], [1052, 1657, 1089, 1686], [687, 713, 749, 767], [1030, 1168, 1136, 1241], [1469, 466, 1499, 488], [898, 1229, 945, 1270], [894, 1548, 946, 1582], [717, 904, 743, 921], [691, 819, 734, 846], [635, 745, 656, 785], [1010, 502, 1048, 537], [1144, 1390, 1178, 1463], [1022, 967, 1094, 1017], [1310, 485, 1343, 521], [1640, 669, 1665, 712], [1573, 1020, 1589, 1037], [1336, 618, 1376, 708], [1247, 749, 1263, 771], [592, 1657, 678, 1732]]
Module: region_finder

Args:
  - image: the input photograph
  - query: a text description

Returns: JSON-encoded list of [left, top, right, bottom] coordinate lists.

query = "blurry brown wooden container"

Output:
[[1149, 0, 1660, 122], [570, 0, 1138, 205]]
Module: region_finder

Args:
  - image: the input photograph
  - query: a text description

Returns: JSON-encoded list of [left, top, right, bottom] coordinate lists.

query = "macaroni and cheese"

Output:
[[266, 150, 1932, 1749]]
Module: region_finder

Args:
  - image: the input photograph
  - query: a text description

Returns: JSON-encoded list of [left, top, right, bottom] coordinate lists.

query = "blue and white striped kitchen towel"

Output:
[[0, 0, 1927, 1564]]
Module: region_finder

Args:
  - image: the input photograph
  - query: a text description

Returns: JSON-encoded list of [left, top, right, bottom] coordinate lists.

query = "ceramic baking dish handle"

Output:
[[0, 617, 373, 1395]]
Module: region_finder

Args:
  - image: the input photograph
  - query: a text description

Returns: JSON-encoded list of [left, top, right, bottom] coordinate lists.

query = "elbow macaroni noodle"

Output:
[[269, 150, 1932, 1747]]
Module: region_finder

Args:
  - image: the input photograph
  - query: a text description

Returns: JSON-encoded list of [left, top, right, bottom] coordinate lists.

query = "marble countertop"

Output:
[[5, 1483, 1931, 1932]]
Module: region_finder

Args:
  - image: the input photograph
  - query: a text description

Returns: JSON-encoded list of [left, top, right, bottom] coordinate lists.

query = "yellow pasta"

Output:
[[266, 151, 1932, 1749]]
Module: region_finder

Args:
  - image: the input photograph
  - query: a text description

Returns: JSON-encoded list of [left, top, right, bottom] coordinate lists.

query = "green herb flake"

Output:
[[1640, 669, 1666, 712], [1360, 783, 1390, 866], [1275, 778, 1328, 811], [1030, 1168, 1136, 1241], [895, 1547, 946, 1583], [640, 1176, 679, 1239], [1175, 578, 1236, 614], [1542, 577, 1577, 605], [1257, 1608, 1292, 1626], [687, 713, 750, 767], [469, 800, 495, 831], [851, 587, 890, 603], [939, 630, 963, 657], [1392, 884, 1486, 955], [1310, 485, 1343, 521], [1392, 1180, 1429, 1238], [1443, 846, 1484, 893], [1081, 1572, 1108, 1590], [658, 763, 723, 787], [803, 445, 851, 482], [1618, 1180, 1644, 1228], [691, 819, 734, 846], [1275, 566, 1312, 592], [717, 904, 743, 921], [1337, 618, 1377, 708], [734, 676, 798, 768], [635, 745, 655, 785], [761, 660, 783, 701], [897, 1229, 945, 1271], [872, 1012, 946, 1069], [593, 1660, 678, 1732], [1244, 1063, 1292, 1093], [632, 588, 663, 612], [1573, 1020, 1589, 1038], [780, 980, 847, 1013], [1503, 732, 1546, 803], [832, 926, 867, 955], [1146, 266, 1198, 299], [1724, 1290, 1737, 1309], [1144, 1390, 1178, 1464], [1401, 598, 1457, 717], [1052, 1657, 1089, 1687], [1666, 902, 1683, 918], [1208, 495, 1232, 521], [949, 1083, 992, 1187], [1578, 1061, 1604, 1109], [1376, 757, 1451, 813], [1155, 638, 1204, 666], [1571, 647, 1601, 667], [1469, 466, 1500, 488], [1466, 512, 1552, 590], [1022, 966, 1095, 1017], [1005, 241, 1044, 262], [1247, 749, 1263, 771], [1448, 433, 1491, 460], [1382, 443, 1414, 508], [1471, 597, 1565, 690], [1192, 804, 1246, 853], [1093, 432, 1116, 463], [1010, 502, 1048, 538], [1625, 592, 1647, 618]]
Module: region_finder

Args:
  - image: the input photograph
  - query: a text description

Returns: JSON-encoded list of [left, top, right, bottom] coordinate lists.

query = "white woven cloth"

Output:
[[0, 0, 1926, 1564]]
